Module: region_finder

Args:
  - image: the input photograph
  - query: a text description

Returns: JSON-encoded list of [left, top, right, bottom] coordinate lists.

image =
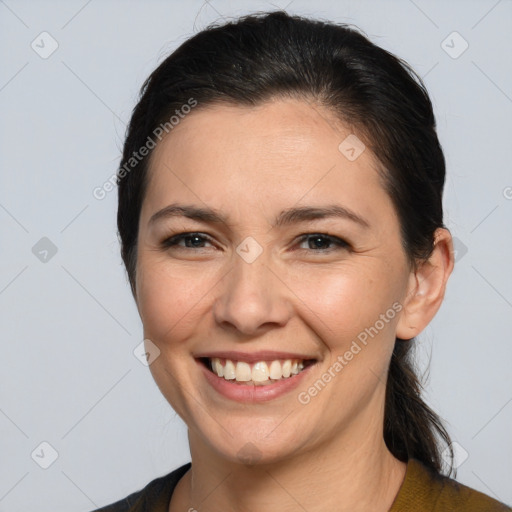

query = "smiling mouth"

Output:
[[199, 357, 316, 386]]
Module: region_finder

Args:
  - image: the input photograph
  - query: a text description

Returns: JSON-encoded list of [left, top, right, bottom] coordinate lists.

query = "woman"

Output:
[[93, 11, 511, 512]]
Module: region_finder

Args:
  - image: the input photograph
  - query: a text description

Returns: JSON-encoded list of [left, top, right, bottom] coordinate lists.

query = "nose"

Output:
[[212, 253, 293, 336]]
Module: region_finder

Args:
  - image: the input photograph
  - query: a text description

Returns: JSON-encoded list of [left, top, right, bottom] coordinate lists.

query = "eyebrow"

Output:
[[148, 203, 370, 229]]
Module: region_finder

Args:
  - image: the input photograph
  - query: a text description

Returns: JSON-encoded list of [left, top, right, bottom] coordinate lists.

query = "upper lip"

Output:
[[194, 350, 318, 363]]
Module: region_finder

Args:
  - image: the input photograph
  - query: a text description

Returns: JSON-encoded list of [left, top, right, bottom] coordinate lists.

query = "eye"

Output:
[[160, 232, 349, 253], [296, 233, 349, 252], [161, 232, 215, 249]]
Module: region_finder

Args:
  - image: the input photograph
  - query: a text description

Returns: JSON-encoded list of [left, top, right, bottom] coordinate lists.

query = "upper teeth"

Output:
[[210, 358, 305, 383]]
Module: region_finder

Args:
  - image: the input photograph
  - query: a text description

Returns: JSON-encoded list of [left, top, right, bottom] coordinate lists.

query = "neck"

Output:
[[170, 418, 406, 512]]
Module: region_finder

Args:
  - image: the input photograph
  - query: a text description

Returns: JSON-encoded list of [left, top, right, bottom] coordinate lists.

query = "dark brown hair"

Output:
[[117, 11, 453, 474]]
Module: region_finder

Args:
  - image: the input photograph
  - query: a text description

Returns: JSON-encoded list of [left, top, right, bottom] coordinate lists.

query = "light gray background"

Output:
[[1, 0, 511, 510]]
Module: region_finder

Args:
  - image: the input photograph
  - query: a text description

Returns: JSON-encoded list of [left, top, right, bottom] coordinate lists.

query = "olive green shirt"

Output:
[[92, 459, 511, 511], [389, 459, 510, 511]]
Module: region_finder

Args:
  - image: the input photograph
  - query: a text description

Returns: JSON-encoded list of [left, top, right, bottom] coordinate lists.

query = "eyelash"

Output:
[[160, 232, 349, 252]]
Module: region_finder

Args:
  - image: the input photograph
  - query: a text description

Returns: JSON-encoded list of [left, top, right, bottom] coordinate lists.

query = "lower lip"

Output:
[[198, 360, 314, 403]]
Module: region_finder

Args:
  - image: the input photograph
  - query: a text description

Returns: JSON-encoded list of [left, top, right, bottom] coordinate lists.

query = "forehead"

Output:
[[142, 98, 392, 225]]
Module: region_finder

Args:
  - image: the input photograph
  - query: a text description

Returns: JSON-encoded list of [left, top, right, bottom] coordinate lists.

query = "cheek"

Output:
[[288, 263, 402, 352], [135, 259, 214, 343]]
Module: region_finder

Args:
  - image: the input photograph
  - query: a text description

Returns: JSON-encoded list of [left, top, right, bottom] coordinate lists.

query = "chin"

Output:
[[191, 414, 313, 467]]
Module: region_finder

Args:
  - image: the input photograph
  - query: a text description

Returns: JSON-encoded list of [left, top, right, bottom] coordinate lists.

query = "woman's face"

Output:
[[135, 98, 413, 464]]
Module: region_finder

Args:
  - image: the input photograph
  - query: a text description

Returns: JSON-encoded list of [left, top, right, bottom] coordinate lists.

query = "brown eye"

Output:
[[162, 232, 214, 249], [297, 233, 349, 251]]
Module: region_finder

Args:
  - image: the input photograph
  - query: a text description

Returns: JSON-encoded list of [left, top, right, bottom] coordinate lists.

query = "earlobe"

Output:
[[396, 228, 454, 340]]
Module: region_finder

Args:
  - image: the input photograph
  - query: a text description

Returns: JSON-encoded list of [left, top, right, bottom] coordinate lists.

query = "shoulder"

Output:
[[391, 459, 511, 511], [433, 470, 511, 511], [89, 463, 191, 512]]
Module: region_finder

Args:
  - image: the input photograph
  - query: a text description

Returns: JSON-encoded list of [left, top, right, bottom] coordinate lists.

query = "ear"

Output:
[[396, 228, 454, 340]]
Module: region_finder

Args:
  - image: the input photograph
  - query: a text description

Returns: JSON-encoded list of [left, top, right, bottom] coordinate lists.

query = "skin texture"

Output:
[[133, 97, 454, 512]]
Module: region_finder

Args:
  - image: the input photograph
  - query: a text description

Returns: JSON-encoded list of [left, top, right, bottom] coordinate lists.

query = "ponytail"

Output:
[[384, 339, 454, 475]]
